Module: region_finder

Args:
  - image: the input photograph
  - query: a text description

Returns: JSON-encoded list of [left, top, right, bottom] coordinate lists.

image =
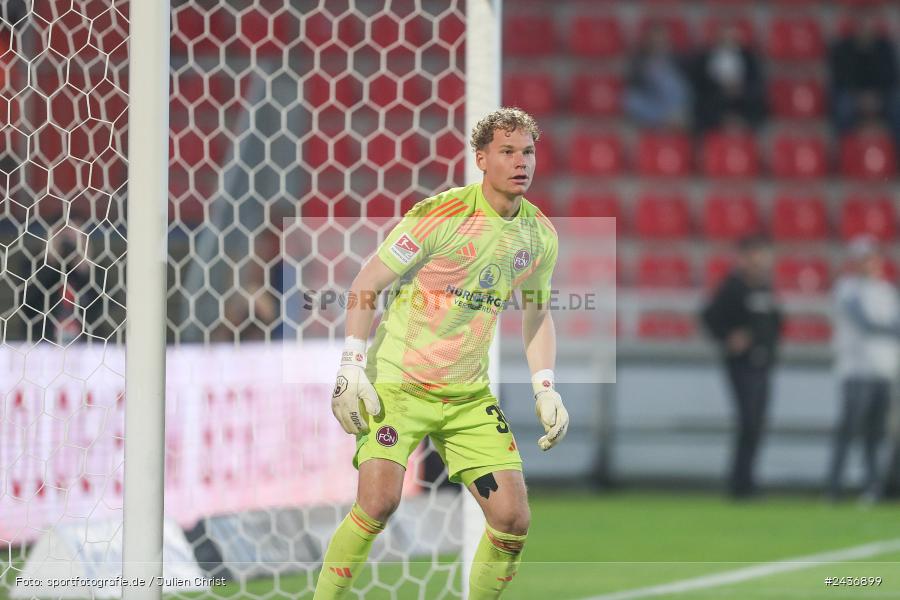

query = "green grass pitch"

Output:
[[3, 491, 899, 599]]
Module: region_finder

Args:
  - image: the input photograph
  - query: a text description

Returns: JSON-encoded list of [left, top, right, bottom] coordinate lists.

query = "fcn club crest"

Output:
[[513, 249, 531, 270], [376, 425, 398, 447]]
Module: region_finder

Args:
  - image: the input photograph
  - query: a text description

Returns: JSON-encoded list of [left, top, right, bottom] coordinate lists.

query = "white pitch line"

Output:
[[583, 538, 900, 600]]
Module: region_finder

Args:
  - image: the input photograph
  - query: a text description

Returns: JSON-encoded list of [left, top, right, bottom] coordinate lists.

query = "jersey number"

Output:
[[486, 405, 509, 434]]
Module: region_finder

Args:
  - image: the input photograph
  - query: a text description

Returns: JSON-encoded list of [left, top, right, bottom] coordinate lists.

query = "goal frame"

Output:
[[120, 1, 502, 597]]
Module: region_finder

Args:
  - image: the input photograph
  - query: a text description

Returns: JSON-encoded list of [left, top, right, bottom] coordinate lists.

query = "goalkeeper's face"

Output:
[[477, 128, 536, 198]]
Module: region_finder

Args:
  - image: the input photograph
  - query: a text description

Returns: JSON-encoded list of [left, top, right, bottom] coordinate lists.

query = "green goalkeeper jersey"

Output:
[[366, 182, 558, 399]]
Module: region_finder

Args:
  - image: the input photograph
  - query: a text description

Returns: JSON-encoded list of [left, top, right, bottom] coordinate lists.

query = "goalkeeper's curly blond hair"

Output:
[[469, 107, 541, 152]]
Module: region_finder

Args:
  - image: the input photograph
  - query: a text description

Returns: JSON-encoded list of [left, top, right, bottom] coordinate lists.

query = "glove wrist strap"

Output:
[[531, 369, 555, 396], [341, 336, 367, 367]]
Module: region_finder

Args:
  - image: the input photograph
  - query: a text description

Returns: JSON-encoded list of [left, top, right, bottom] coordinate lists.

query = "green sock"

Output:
[[313, 503, 385, 599], [468, 524, 527, 599]]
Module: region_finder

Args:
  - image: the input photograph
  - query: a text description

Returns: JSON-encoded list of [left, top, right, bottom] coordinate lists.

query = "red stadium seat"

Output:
[[774, 256, 831, 294], [837, 0, 890, 8], [882, 258, 899, 282], [637, 15, 692, 52], [839, 130, 897, 180], [172, 5, 226, 55], [702, 190, 761, 240], [334, 13, 365, 49], [568, 191, 624, 235], [560, 314, 605, 339], [636, 131, 692, 177], [771, 191, 829, 241], [368, 74, 400, 107], [503, 72, 556, 115], [637, 311, 696, 340], [505, 15, 556, 56], [766, 17, 824, 61], [769, 78, 826, 119], [702, 15, 756, 47], [568, 16, 624, 57], [534, 130, 556, 178], [370, 14, 401, 49], [570, 132, 625, 176], [782, 314, 832, 343], [636, 252, 693, 288], [634, 191, 692, 239], [700, 130, 760, 178], [571, 74, 622, 116], [565, 255, 620, 287], [332, 134, 363, 168], [770, 132, 828, 179], [839, 192, 896, 242], [704, 254, 735, 290]]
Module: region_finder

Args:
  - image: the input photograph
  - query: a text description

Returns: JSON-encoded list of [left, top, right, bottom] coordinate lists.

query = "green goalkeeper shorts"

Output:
[[353, 383, 523, 487]]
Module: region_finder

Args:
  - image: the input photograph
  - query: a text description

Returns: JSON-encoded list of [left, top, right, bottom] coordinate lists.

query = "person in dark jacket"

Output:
[[702, 236, 783, 499], [624, 23, 692, 129], [829, 11, 899, 137], [691, 24, 766, 133]]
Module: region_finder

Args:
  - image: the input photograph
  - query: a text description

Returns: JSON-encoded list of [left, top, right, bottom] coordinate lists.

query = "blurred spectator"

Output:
[[827, 237, 900, 503], [212, 282, 278, 342], [624, 24, 691, 129], [702, 235, 782, 499], [691, 25, 766, 133], [22, 218, 100, 345], [829, 12, 900, 139]]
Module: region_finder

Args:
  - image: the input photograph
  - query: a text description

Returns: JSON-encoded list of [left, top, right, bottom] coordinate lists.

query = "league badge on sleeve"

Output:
[[390, 233, 421, 264]]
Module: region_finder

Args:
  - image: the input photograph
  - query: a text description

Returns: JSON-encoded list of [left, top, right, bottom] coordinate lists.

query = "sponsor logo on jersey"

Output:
[[478, 264, 501, 289], [376, 425, 398, 447], [390, 233, 420, 264], [446, 285, 505, 311], [513, 249, 531, 270]]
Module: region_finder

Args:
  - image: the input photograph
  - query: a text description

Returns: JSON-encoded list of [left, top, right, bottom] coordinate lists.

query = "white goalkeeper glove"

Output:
[[331, 337, 382, 435], [532, 370, 569, 451]]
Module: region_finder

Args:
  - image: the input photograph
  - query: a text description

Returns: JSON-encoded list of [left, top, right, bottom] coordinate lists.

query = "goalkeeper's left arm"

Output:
[[522, 300, 569, 451]]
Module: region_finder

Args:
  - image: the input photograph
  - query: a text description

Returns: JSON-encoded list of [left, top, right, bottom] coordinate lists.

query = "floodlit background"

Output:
[[1, 1, 900, 599]]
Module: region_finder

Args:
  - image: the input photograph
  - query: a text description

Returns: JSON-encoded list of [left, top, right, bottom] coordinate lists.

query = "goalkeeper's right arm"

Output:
[[331, 256, 399, 435]]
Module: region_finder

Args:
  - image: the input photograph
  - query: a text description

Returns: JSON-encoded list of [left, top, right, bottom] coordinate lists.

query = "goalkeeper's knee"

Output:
[[357, 495, 400, 524]]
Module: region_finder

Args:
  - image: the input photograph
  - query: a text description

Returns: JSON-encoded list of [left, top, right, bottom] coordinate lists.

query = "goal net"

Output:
[[1, 0, 482, 598]]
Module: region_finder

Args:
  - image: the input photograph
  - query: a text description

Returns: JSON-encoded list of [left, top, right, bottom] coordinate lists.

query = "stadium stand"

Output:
[[499, 2, 899, 344], [770, 191, 830, 241]]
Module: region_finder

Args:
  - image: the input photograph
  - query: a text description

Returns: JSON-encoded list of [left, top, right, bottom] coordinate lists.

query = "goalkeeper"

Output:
[[314, 107, 567, 600]]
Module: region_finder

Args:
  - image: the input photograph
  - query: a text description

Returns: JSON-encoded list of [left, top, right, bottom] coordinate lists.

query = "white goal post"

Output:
[[461, 1, 502, 596], [122, 0, 170, 598]]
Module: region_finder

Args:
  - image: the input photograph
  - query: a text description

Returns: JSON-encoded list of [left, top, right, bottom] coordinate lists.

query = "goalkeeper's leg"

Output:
[[313, 458, 405, 599], [465, 469, 530, 599]]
